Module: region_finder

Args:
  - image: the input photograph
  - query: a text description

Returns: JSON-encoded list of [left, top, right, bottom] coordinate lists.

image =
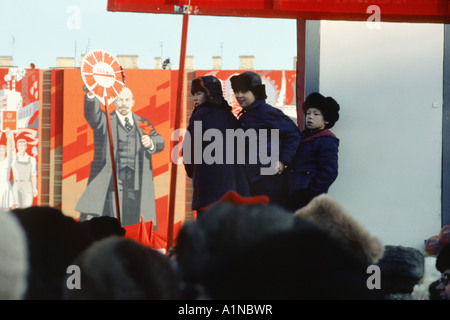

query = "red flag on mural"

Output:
[[124, 215, 183, 252], [124, 216, 153, 247], [137, 216, 153, 247]]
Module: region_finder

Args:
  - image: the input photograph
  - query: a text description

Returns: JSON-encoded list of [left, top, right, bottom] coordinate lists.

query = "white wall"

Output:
[[319, 21, 443, 250]]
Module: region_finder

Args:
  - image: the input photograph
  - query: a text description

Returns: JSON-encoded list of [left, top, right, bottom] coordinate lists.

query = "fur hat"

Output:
[[202, 224, 382, 300], [303, 92, 340, 129], [230, 71, 267, 100], [81, 216, 125, 241], [190, 75, 225, 106], [0, 209, 29, 299], [295, 194, 384, 266], [411, 256, 441, 300], [176, 201, 383, 299], [176, 202, 302, 284], [12, 206, 97, 299], [376, 245, 424, 294], [436, 242, 450, 273], [64, 236, 180, 300]]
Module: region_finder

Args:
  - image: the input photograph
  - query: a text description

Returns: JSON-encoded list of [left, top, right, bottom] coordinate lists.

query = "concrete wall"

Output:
[[239, 55, 254, 70], [56, 57, 75, 68], [117, 55, 139, 69], [319, 21, 443, 249], [0, 56, 13, 67]]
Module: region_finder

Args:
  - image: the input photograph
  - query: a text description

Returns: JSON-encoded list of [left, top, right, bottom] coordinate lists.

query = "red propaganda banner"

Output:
[[108, 0, 450, 23], [53, 69, 183, 251], [1, 110, 17, 131]]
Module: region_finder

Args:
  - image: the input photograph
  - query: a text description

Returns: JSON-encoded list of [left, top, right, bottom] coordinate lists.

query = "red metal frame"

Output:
[[166, 12, 189, 251], [108, 0, 450, 23], [296, 19, 305, 130]]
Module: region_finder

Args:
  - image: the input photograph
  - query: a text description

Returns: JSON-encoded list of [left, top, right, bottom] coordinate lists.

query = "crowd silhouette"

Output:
[[1, 191, 448, 300]]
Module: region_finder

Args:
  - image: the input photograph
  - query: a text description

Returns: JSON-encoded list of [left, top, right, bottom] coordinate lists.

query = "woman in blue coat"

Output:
[[183, 76, 250, 214], [287, 92, 340, 211]]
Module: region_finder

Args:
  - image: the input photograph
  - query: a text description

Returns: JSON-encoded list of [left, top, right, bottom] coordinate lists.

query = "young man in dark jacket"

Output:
[[230, 72, 300, 208], [286, 92, 340, 211]]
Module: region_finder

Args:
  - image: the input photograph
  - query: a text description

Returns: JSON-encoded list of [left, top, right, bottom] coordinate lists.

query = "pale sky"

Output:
[[0, 0, 298, 70]]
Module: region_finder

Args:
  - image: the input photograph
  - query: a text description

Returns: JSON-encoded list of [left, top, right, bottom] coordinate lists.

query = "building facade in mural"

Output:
[[0, 68, 39, 131], [0, 128, 14, 208], [0, 68, 40, 209], [75, 87, 165, 227], [11, 138, 38, 207]]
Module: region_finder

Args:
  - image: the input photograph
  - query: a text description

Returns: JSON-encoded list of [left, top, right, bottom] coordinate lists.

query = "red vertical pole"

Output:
[[166, 10, 190, 252], [296, 19, 306, 130], [104, 97, 121, 225]]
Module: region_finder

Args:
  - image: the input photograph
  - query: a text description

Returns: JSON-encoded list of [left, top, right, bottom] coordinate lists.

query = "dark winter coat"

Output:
[[183, 102, 250, 210], [238, 99, 301, 183], [287, 129, 339, 197]]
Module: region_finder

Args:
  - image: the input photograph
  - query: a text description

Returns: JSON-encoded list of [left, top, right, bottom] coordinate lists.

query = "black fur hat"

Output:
[[64, 237, 180, 300], [230, 71, 267, 100], [303, 92, 340, 129], [175, 201, 381, 300], [190, 75, 224, 106], [436, 243, 450, 273]]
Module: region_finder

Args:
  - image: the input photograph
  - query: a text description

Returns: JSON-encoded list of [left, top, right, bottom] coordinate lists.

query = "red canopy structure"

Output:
[[108, 0, 450, 23], [107, 0, 450, 251]]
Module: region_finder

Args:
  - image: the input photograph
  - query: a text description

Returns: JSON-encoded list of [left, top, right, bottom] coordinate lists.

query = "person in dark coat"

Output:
[[175, 201, 383, 300], [183, 75, 250, 214], [287, 92, 340, 211], [11, 206, 125, 299], [230, 72, 301, 208], [435, 243, 450, 299], [63, 236, 181, 300]]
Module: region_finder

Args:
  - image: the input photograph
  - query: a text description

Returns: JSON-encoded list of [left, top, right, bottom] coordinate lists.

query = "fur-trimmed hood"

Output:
[[295, 194, 384, 266]]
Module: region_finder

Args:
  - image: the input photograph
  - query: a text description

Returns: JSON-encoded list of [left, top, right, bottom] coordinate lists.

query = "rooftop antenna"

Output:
[[11, 35, 15, 65], [85, 39, 91, 54], [74, 40, 77, 66], [220, 42, 223, 69]]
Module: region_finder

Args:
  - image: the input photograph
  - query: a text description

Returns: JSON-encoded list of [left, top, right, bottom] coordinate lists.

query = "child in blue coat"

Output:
[[230, 72, 301, 208], [287, 92, 340, 211]]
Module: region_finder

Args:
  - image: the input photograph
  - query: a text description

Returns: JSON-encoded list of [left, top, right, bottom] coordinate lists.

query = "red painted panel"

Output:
[[108, 0, 450, 23], [0, 68, 40, 208], [55, 69, 182, 250]]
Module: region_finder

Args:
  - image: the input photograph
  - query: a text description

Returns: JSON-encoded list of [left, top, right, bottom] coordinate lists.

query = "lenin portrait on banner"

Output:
[[76, 86, 165, 227]]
